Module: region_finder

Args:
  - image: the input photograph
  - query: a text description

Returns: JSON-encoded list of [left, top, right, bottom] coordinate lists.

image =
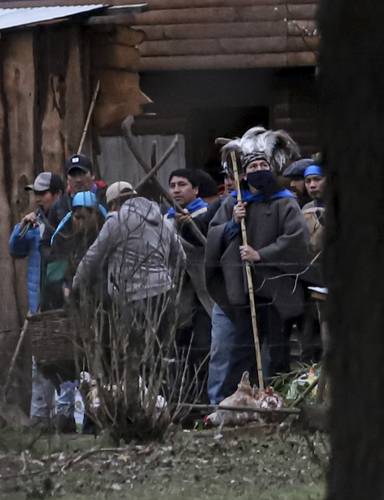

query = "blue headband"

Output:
[[304, 165, 323, 178]]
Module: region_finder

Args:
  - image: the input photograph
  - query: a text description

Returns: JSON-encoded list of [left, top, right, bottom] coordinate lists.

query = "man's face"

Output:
[[289, 177, 305, 196], [224, 175, 236, 193], [246, 159, 271, 173], [33, 190, 59, 214], [305, 175, 326, 200], [67, 169, 94, 194], [169, 176, 198, 207]]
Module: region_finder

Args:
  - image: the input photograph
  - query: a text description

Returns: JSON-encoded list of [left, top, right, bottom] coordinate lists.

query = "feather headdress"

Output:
[[240, 126, 300, 174]]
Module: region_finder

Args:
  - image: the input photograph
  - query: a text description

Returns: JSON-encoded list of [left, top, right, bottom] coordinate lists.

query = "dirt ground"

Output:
[[0, 423, 327, 500]]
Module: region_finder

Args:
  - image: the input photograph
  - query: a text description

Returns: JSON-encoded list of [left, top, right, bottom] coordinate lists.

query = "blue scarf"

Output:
[[167, 197, 208, 219], [230, 188, 295, 203]]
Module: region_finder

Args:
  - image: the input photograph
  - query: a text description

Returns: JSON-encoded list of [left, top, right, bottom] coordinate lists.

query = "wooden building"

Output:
[[0, 0, 319, 409], [126, 0, 319, 174]]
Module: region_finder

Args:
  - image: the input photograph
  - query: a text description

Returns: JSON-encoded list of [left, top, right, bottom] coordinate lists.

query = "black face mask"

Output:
[[246, 171, 279, 197]]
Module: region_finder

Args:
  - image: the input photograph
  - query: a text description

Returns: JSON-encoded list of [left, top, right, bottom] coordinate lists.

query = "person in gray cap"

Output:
[[9, 172, 65, 313], [9, 171, 64, 427], [283, 158, 314, 207]]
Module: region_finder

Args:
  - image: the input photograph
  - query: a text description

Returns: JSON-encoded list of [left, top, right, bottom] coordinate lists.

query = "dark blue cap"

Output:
[[283, 159, 314, 178]]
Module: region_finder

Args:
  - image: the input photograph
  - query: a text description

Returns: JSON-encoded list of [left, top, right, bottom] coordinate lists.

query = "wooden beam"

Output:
[[138, 51, 317, 71], [140, 37, 291, 56], [91, 27, 145, 46], [287, 51, 317, 65], [130, 6, 286, 25], [287, 20, 317, 36], [286, 4, 318, 19], [136, 21, 288, 40], [287, 36, 319, 52], [86, 14, 135, 26], [123, 0, 284, 8], [139, 53, 288, 71]]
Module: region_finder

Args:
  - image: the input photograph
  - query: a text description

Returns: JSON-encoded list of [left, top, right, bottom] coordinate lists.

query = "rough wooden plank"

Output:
[[94, 89, 151, 130], [136, 21, 288, 40], [92, 26, 146, 46], [287, 51, 317, 65], [286, 4, 317, 19], [41, 74, 65, 173], [93, 44, 140, 70], [2, 31, 35, 324], [39, 29, 68, 173], [287, 36, 319, 52], [287, 20, 317, 36], [139, 37, 288, 56], [1, 31, 34, 413], [2, 32, 36, 223], [130, 6, 286, 25], [86, 14, 136, 26], [139, 53, 288, 70], [98, 69, 140, 99], [0, 60, 21, 342], [64, 26, 86, 157]]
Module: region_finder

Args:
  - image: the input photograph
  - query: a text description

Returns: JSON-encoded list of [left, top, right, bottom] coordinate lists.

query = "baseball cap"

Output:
[[106, 181, 136, 205], [65, 154, 93, 175], [25, 172, 65, 193]]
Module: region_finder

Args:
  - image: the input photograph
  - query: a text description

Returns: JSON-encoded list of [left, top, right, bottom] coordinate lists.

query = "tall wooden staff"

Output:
[[230, 151, 264, 390], [77, 80, 100, 155]]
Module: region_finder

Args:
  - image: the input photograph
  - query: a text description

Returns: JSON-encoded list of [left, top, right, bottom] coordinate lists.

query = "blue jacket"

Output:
[[9, 223, 41, 314]]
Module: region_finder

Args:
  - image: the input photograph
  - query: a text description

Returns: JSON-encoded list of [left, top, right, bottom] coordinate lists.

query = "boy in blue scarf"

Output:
[[166, 169, 214, 401]]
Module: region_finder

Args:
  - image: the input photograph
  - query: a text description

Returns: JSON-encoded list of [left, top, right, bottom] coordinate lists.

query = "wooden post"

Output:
[[230, 151, 264, 390]]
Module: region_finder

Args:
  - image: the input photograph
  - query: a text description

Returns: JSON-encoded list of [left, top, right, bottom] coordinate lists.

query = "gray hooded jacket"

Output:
[[73, 197, 185, 302]]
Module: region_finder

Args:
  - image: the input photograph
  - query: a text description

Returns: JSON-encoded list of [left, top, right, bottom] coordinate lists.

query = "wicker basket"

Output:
[[27, 309, 76, 364]]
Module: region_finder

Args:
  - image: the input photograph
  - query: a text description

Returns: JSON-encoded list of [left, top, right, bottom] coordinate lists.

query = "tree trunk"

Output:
[[319, 1, 384, 498]]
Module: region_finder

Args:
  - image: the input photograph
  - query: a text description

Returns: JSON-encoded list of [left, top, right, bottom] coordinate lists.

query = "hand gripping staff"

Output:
[[230, 151, 264, 390]]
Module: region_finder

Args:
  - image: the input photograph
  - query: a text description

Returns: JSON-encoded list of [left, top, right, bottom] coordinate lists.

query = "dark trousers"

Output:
[[210, 301, 288, 401]]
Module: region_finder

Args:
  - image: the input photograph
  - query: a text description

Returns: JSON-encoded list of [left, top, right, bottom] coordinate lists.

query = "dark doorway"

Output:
[[185, 106, 269, 181]]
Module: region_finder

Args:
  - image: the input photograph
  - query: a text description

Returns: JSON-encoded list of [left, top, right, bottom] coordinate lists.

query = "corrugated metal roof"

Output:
[[0, 4, 106, 30]]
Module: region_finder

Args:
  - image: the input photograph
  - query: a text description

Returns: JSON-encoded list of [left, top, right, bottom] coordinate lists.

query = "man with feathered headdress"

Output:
[[206, 127, 310, 400]]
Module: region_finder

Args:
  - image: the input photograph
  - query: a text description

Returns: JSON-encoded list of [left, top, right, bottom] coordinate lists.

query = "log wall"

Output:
[[124, 0, 318, 71]]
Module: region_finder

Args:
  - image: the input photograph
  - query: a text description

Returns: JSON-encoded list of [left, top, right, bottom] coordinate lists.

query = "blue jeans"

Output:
[[207, 304, 238, 404], [207, 303, 285, 404]]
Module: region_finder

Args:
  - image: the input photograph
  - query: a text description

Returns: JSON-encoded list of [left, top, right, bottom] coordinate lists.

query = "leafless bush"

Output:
[[71, 204, 205, 443]]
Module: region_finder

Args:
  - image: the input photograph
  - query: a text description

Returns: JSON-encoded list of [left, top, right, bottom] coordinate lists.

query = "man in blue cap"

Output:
[[303, 164, 326, 211]]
